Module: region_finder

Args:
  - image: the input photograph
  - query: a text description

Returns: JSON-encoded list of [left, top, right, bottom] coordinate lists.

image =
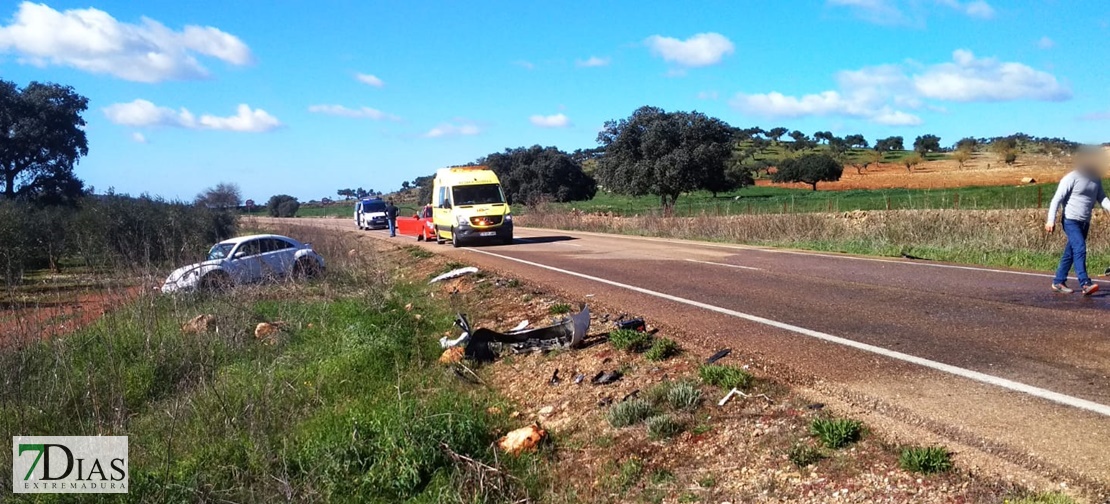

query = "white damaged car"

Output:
[[161, 234, 325, 293]]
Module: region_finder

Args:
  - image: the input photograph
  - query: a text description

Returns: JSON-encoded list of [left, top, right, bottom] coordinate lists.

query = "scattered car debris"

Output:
[[718, 388, 774, 406], [597, 396, 613, 407], [507, 320, 530, 332], [591, 370, 623, 385], [573, 373, 585, 385], [620, 389, 640, 402], [181, 314, 216, 335], [461, 306, 591, 362], [807, 403, 826, 410], [900, 252, 926, 260], [706, 348, 731, 364], [549, 369, 560, 385], [497, 424, 547, 455], [616, 317, 646, 332], [429, 266, 479, 284]]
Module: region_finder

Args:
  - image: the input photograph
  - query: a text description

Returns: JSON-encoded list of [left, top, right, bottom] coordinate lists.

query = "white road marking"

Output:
[[685, 258, 762, 271], [469, 247, 1110, 417], [517, 228, 1107, 284]]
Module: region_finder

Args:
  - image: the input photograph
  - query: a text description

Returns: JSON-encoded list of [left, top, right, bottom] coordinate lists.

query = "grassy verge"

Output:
[[0, 223, 546, 502], [520, 208, 1110, 272]]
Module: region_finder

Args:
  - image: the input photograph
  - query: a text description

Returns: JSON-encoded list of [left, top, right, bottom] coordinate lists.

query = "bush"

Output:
[[788, 443, 824, 468], [810, 418, 863, 449], [698, 364, 753, 389], [0, 195, 238, 285], [665, 381, 702, 411], [609, 329, 653, 353], [645, 414, 684, 440], [548, 303, 571, 315], [607, 399, 655, 428], [644, 337, 680, 361], [268, 194, 300, 217], [1007, 492, 1077, 504], [899, 446, 953, 474]]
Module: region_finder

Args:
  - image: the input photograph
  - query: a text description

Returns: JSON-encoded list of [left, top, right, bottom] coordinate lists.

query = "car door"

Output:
[[229, 239, 265, 283], [260, 238, 297, 277]]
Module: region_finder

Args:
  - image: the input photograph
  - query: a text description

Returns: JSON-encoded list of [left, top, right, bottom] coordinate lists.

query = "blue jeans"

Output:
[[388, 219, 396, 237], [1054, 218, 1091, 286]]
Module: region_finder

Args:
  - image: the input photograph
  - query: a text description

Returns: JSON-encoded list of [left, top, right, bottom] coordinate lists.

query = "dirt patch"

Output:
[[0, 276, 140, 348], [759, 153, 1071, 191]]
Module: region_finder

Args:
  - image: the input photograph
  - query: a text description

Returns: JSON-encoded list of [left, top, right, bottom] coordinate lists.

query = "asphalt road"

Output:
[[282, 219, 1110, 491]]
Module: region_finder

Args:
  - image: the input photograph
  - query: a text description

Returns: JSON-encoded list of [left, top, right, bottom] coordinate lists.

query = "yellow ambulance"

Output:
[[432, 166, 513, 247]]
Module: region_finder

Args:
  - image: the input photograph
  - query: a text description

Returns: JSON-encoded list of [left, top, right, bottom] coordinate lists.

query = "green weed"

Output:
[[609, 328, 654, 353], [698, 364, 753, 389], [607, 399, 655, 428], [899, 446, 953, 474], [644, 337, 680, 361], [810, 417, 863, 449], [788, 443, 825, 468], [665, 381, 702, 411], [548, 303, 572, 315], [646, 414, 685, 440]]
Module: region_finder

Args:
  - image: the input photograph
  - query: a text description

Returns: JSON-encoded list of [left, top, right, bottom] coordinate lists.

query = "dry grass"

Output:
[[521, 208, 1110, 271]]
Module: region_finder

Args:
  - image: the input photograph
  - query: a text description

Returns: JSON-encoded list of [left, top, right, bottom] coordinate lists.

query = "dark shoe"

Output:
[[1083, 283, 1100, 296], [1052, 283, 1074, 294]]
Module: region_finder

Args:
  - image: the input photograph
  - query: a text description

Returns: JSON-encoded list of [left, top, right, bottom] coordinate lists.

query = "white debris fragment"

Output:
[[429, 267, 479, 284], [439, 331, 470, 349]]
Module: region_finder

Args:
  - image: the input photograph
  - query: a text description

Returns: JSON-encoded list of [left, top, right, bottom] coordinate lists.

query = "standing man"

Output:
[[1047, 149, 1110, 295], [385, 198, 400, 237]]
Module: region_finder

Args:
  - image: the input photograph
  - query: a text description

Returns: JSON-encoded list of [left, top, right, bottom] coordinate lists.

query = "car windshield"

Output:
[[207, 243, 235, 261], [452, 184, 505, 206], [363, 201, 386, 212]]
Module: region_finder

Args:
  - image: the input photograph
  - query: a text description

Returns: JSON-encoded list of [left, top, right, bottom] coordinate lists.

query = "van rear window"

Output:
[[452, 184, 504, 206]]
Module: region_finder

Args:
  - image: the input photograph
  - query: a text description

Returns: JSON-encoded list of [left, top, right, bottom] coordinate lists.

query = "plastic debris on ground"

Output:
[[429, 266, 479, 284], [459, 306, 591, 362]]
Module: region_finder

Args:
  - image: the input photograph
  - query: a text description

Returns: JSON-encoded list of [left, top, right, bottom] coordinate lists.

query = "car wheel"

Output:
[[199, 271, 231, 293], [451, 227, 461, 248], [435, 226, 446, 245], [293, 257, 322, 279]]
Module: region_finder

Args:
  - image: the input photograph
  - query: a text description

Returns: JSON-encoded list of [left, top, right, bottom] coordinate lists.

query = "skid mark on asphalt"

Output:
[[469, 248, 1110, 418]]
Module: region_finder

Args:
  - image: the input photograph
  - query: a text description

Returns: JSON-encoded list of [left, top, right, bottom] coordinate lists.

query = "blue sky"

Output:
[[0, 0, 1107, 202]]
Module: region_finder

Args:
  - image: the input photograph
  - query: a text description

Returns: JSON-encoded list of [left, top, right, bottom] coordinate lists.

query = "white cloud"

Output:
[[355, 73, 384, 87], [513, 60, 535, 70], [529, 113, 570, 128], [103, 99, 281, 132], [1037, 36, 1055, 49], [0, 2, 252, 82], [730, 49, 1067, 125], [963, 0, 995, 18], [423, 121, 481, 138], [697, 91, 719, 100], [829, 0, 995, 25], [308, 104, 399, 121], [645, 32, 734, 68], [913, 49, 1070, 102], [197, 104, 282, 132], [130, 132, 147, 144], [576, 56, 610, 68]]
